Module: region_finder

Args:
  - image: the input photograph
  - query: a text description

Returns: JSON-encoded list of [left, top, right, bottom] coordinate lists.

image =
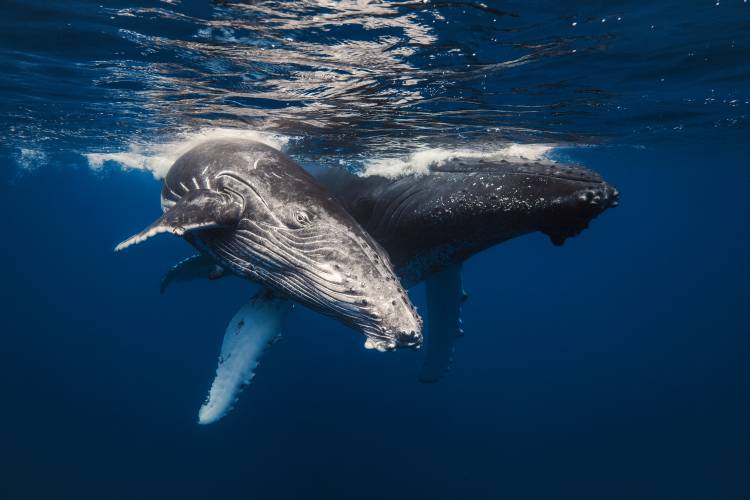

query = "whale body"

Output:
[[118, 139, 422, 351], [116, 139, 423, 424], [316, 156, 619, 287], [315, 156, 619, 380], [150, 139, 619, 422]]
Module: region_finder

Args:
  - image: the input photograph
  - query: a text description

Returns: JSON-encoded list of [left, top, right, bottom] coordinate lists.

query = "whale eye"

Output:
[[293, 209, 312, 226]]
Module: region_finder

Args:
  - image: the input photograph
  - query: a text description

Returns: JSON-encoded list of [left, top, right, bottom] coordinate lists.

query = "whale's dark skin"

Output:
[[315, 157, 619, 288]]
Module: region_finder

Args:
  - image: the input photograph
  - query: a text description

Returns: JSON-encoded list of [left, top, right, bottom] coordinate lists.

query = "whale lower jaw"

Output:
[[199, 223, 424, 352], [362, 327, 422, 352]]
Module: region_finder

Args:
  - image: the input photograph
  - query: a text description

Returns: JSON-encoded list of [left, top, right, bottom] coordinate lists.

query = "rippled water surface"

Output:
[[2, 0, 748, 166]]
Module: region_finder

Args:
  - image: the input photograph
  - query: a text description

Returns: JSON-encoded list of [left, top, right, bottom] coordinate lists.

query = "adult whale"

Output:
[[315, 156, 619, 380], [161, 140, 619, 423], [116, 139, 422, 423]]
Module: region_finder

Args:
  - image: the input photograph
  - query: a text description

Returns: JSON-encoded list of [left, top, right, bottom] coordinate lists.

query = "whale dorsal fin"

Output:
[[418, 264, 465, 383], [115, 190, 241, 252], [160, 254, 227, 294], [198, 289, 293, 425]]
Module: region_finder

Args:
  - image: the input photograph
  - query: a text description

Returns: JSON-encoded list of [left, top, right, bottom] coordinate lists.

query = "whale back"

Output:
[[161, 140, 332, 217], [316, 157, 618, 285]]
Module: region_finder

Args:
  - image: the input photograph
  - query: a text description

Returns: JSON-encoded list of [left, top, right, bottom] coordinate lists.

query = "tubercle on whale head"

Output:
[[540, 179, 619, 247], [573, 182, 619, 209], [358, 281, 423, 351]]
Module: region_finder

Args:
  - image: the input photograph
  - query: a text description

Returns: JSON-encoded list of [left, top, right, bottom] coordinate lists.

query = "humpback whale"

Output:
[[315, 157, 619, 381], [154, 139, 619, 423], [116, 139, 422, 424]]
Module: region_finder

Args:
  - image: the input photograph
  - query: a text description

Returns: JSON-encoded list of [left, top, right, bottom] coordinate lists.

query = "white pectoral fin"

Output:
[[418, 264, 465, 383], [198, 290, 293, 425], [115, 190, 241, 251]]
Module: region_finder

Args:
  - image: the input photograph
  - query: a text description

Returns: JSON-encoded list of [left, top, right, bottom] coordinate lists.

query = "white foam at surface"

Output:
[[16, 148, 47, 171], [85, 127, 291, 179], [84, 126, 555, 182], [360, 143, 555, 179]]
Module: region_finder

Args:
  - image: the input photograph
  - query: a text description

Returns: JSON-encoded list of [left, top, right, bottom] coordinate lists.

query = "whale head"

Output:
[[421, 158, 619, 252], [117, 139, 422, 351]]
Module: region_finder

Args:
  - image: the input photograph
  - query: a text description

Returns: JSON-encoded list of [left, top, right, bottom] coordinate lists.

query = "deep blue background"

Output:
[[1, 142, 748, 499], [1, 0, 749, 498]]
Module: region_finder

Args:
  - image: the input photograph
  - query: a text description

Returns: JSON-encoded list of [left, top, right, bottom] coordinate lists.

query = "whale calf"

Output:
[[116, 139, 422, 423]]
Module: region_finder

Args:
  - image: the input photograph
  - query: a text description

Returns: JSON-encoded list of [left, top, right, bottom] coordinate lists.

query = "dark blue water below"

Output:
[[1, 142, 748, 499]]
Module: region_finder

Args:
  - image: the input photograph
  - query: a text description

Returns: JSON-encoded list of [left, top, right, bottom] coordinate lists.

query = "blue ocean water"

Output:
[[1, 1, 748, 499]]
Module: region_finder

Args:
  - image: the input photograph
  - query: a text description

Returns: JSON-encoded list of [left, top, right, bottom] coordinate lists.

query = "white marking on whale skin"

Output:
[[115, 214, 227, 252], [364, 337, 390, 352], [198, 293, 293, 425], [161, 198, 176, 211], [114, 224, 184, 252]]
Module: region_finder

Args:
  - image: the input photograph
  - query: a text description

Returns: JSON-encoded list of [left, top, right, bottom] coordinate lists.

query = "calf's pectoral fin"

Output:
[[198, 289, 293, 425], [418, 264, 465, 383], [160, 254, 226, 294], [114, 190, 241, 252]]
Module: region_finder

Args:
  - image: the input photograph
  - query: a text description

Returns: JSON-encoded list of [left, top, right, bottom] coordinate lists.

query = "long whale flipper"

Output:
[[198, 290, 293, 425], [115, 190, 241, 252], [160, 255, 226, 294], [418, 264, 465, 383]]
